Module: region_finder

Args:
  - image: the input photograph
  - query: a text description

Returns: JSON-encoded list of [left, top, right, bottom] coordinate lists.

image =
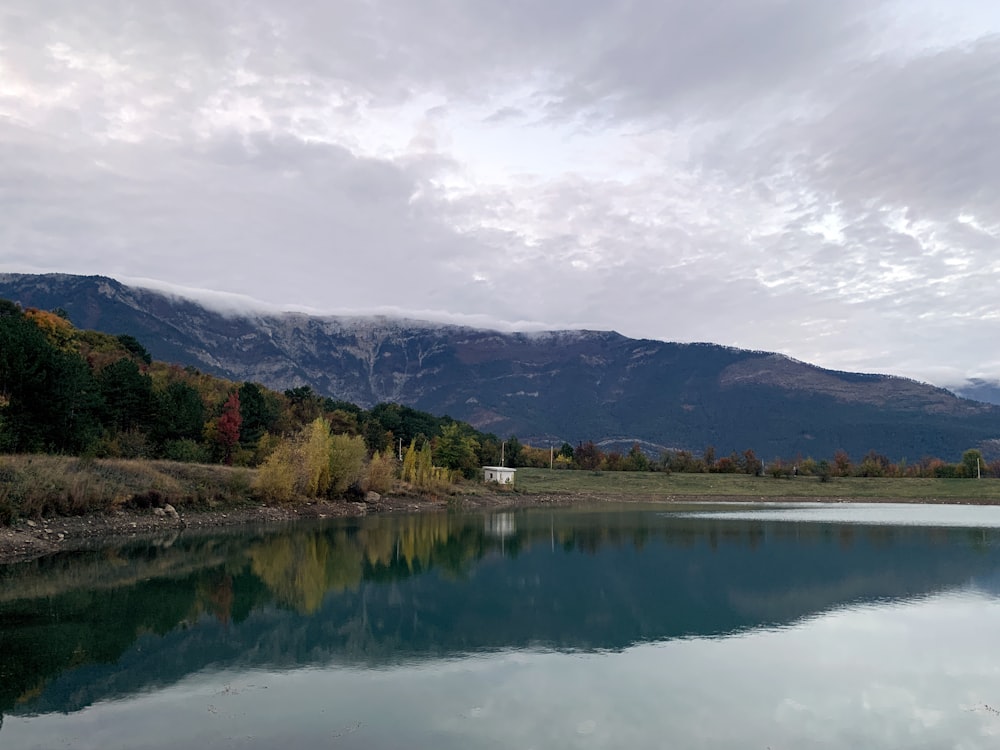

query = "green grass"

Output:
[[513, 468, 1000, 501]]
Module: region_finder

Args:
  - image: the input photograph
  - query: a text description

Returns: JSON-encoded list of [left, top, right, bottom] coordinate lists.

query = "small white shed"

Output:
[[482, 466, 516, 485]]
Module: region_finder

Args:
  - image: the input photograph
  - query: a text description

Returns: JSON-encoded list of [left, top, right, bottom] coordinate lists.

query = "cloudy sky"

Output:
[[1, 1, 998, 387]]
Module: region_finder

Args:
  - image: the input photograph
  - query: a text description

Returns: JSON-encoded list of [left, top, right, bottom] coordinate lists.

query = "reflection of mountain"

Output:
[[3, 508, 1000, 718]]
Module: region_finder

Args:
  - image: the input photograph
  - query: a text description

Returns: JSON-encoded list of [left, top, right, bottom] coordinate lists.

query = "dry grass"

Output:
[[0, 454, 257, 523]]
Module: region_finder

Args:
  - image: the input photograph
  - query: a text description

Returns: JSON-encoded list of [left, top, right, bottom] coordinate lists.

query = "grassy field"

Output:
[[513, 468, 1000, 501], [0, 454, 256, 522], [4, 455, 1000, 526]]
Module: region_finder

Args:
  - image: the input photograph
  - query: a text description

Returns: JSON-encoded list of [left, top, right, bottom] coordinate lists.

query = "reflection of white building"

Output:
[[482, 466, 516, 484], [484, 512, 516, 538]]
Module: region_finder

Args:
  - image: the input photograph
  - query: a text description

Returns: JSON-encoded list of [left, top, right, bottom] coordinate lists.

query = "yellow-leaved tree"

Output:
[[329, 433, 367, 494], [363, 450, 397, 494], [301, 417, 333, 496], [400, 439, 452, 493], [255, 417, 333, 501]]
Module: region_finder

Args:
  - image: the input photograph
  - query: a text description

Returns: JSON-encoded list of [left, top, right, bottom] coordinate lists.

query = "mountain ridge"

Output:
[[1, 272, 997, 460]]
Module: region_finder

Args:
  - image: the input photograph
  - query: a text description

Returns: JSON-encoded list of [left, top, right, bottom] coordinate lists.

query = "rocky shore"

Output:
[[3, 491, 997, 566], [0, 491, 582, 565]]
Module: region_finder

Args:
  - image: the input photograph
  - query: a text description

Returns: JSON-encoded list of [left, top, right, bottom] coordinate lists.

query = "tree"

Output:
[[216, 391, 242, 465], [238, 382, 273, 448], [666, 450, 702, 473], [603, 451, 625, 471], [155, 381, 205, 444], [97, 358, 155, 433], [400, 438, 450, 491], [301, 417, 334, 495], [361, 416, 391, 454], [961, 449, 984, 478], [625, 442, 650, 472], [0, 307, 103, 452], [435, 422, 480, 477], [255, 438, 298, 502], [858, 450, 889, 478], [505, 436, 523, 467], [115, 334, 152, 365], [284, 385, 324, 426], [363, 450, 396, 494], [715, 455, 738, 473], [368, 402, 442, 448], [328, 408, 360, 437], [740, 449, 762, 476], [703, 445, 716, 471], [25, 308, 76, 351], [575, 441, 603, 470], [329, 433, 367, 494]]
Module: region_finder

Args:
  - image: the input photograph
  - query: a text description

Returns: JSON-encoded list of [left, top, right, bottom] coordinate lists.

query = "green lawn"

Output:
[[512, 468, 1000, 501]]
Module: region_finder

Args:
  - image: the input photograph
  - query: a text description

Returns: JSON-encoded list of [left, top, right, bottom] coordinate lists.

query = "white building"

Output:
[[482, 466, 516, 485]]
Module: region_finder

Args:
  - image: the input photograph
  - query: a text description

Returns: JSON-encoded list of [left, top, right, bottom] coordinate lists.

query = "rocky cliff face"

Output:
[[2, 272, 998, 460]]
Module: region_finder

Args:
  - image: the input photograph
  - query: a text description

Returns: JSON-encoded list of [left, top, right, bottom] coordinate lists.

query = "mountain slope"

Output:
[[951, 379, 1000, 406], [2, 272, 997, 460]]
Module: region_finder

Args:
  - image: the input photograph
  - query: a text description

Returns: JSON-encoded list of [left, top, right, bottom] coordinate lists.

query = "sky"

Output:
[[1, 1, 998, 388]]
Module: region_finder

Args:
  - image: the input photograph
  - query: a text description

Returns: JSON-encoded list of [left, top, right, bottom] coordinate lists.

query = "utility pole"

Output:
[[501, 441, 505, 467]]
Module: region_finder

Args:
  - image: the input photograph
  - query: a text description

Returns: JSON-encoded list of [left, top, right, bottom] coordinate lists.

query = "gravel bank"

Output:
[[3, 492, 997, 565]]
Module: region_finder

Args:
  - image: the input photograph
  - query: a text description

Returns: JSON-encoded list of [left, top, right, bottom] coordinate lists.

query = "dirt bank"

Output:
[[0, 491, 585, 565], [2, 492, 997, 566]]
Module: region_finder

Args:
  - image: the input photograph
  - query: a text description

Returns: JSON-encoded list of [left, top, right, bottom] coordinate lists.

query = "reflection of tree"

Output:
[[0, 573, 201, 715], [195, 573, 234, 625], [242, 515, 494, 614], [8, 510, 1000, 722], [249, 532, 363, 614]]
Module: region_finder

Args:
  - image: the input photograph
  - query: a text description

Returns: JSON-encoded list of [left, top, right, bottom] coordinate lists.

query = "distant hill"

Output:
[[951, 379, 1000, 407], [2, 272, 998, 460]]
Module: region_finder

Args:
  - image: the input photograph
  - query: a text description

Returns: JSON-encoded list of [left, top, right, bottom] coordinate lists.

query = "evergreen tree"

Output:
[[0, 304, 102, 452], [238, 382, 272, 448], [155, 381, 206, 444], [97, 358, 155, 433]]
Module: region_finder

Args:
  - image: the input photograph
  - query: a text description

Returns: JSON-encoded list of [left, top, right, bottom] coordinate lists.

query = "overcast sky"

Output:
[[2, 1, 998, 386]]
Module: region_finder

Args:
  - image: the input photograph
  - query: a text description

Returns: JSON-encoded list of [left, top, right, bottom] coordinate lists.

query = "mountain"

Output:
[[1, 272, 998, 460], [951, 379, 1000, 407]]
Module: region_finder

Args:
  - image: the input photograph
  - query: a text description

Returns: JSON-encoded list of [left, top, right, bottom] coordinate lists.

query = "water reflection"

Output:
[[3, 503, 1000, 748]]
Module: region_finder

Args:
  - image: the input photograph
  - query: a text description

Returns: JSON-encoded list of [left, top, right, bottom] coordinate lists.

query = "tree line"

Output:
[[0, 301, 502, 495], [505, 440, 997, 479], [2, 300, 992, 494]]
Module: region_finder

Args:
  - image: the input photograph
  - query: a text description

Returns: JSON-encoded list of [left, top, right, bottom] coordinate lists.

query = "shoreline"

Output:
[[3, 491, 1000, 566]]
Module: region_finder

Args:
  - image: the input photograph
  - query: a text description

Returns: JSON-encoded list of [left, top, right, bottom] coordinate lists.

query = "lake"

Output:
[[3, 502, 1000, 749]]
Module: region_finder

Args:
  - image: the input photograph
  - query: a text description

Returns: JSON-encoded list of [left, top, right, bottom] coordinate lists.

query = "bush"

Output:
[[329, 433, 366, 494], [255, 441, 298, 502], [363, 450, 397, 494], [163, 439, 210, 463]]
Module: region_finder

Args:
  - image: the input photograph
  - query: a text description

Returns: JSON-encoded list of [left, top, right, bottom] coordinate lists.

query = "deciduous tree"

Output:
[[434, 422, 480, 477], [216, 391, 242, 465]]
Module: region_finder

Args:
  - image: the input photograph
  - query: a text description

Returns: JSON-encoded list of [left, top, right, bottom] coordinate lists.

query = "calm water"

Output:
[[3, 502, 1000, 749]]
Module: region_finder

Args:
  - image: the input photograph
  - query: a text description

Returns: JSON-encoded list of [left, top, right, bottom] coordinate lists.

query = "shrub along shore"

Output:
[[2, 456, 999, 565]]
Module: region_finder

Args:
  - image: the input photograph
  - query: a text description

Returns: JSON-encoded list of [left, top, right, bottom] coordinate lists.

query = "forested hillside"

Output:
[[0, 299, 495, 473], [2, 273, 999, 461], [2, 297, 997, 517]]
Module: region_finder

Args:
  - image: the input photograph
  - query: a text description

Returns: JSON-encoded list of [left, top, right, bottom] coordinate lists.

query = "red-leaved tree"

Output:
[[216, 391, 242, 465]]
